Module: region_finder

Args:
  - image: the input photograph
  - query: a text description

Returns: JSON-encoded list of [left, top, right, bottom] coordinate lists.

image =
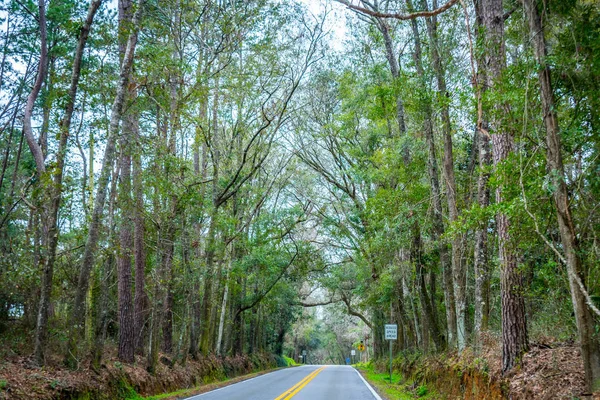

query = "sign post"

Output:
[[357, 341, 365, 363], [302, 349, 307, 364], [351, 349, 356, 364], [385, 324, 397, 383]]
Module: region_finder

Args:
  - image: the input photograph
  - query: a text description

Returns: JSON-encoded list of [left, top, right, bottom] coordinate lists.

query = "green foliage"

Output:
[[416, 385, 429, 397], [1, 0, 599, 398]]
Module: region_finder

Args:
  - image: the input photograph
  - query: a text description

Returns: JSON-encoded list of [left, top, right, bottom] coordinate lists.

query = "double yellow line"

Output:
[[274, 366, 326, 400]]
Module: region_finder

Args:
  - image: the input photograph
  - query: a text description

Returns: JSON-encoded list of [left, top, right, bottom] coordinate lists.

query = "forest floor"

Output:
[[360, 334, 600, 399], [0, 344, 284, 400], [1, 333, 598, 399]]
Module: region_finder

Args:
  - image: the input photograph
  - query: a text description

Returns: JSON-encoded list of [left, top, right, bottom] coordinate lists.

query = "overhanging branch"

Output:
[[334, 0, 459, 20]]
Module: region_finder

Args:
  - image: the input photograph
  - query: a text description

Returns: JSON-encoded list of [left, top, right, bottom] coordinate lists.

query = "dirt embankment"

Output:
[[0, 352, 280, 399], [392, 335, 598, 399]]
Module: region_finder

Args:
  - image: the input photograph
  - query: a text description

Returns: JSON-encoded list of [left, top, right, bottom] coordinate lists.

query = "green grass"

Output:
[[127, 366, 290, 400], [283, 355, 298, 366], [354, 362, 437, 400]]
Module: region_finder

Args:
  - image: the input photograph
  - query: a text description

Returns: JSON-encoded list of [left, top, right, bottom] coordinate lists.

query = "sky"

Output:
[[298, 0, 349, 51]]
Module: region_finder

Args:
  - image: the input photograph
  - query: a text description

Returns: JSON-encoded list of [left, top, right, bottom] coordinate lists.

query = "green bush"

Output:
[[416, 384, 428, 397]]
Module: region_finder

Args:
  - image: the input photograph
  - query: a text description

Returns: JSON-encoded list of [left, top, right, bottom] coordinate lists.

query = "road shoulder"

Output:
[[141, 366, 295, 400]]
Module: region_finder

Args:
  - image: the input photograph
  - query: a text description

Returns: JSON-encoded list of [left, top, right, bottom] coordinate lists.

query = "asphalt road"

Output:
[[185, 365, 382, 400]]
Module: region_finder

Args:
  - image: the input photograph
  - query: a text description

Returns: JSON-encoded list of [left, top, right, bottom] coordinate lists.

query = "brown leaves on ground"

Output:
[[395, 333, 599, 399], [506, 343, 590, 399], [0, 350, 277, 399]]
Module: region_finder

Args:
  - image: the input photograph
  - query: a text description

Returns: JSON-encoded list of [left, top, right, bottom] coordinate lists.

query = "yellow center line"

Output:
[[274, 366, 326, 400]]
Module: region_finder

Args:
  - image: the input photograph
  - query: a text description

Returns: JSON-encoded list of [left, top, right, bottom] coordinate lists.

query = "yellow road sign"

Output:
[[358, 343, 365, 351]]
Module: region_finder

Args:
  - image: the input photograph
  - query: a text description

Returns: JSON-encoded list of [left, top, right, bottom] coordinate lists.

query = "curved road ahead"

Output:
[[185, 365, 382, 400]]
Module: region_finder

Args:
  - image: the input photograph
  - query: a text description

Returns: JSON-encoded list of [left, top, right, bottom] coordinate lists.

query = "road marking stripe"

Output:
[[273, 367, 324, 400], [273, 368, 320, 400], [186, 369, 277, 398], [353, 368, 383, 400], [274, 366, 326, 400]]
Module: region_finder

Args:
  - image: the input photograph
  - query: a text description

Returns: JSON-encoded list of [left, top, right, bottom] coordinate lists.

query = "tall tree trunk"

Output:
[[189, 13, 209, 359], [199, 213, 217, 354], [117, 126, 135, 363], [161, 55, 181, 357], [418, 0, 466, 351], [133, 128, 146, 354], [23, 0, 47, 174], [215, 249, 231, 355], [115, 0, 137, 363], [408, 5, 453, 349], [522, 0, 600, 390], [189, 116, 208, 359], [32, 0, 102, 365], [472, 0, 492, 346], [92, 161, 119, 370], [411, 218, 444, 350], [27, 0, 49, 366], [480, 0, 529, 373], [66, 0, 144, 367], [199, 77, 220, 355], [147, 227, 175, 373], [162, 288, 174, 354], [473, 129, 491, 339]]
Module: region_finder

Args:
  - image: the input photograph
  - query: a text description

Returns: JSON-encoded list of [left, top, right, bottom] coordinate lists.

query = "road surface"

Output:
[[185, 365, 382, 400]]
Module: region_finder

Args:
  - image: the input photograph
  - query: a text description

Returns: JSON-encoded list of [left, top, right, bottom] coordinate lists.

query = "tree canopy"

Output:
[[0, 0, 599, 394]]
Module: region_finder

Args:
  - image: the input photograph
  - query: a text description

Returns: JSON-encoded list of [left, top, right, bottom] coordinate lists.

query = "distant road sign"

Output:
[[357, 343, 365, 351], [351, 349, 356, 356], [302, 349, 307, 355], [385, 324, 398, 340]]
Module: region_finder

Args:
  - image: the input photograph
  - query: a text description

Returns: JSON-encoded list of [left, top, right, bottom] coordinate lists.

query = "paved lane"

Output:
[[186, 365, 381, 400], [291, 365, 380, 400]]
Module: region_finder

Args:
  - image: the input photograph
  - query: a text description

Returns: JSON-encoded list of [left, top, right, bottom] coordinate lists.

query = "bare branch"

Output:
[[23, 0, 48, 173], [335, 0, 459, 20]]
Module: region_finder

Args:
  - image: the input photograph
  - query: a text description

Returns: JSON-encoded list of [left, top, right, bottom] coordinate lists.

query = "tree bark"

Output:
[[215, 248, 232, 355], [473, 129, 491, 338], [115, 0, 136, 364], [418, 0, 466, 351], [92, 162, 120, 370], [189, 106, 208, 359], [199, 77, 221, 355], [522, 0, 600, 390], [66, 0, 144, 367], [117, 125, 135, 363], [411, 218, 444, 350], [32, 0, 102, 365], [23, 0, 47, 174], [473, 0, 492, 346], [133, 129, 146, 354], [407, 4, 453, 349], [481, 0, 528, 372], [147, 226, 175, 373]]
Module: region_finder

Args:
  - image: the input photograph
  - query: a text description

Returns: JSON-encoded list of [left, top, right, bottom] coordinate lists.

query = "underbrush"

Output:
[[357, 336, 593, 400], [0, 350, 282, 399], [355, 361, 436, 399]]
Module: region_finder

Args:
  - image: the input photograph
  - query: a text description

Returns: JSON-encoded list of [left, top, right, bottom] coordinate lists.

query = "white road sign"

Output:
[[385, 324, 398, 340], [351, 349, 356, 356]]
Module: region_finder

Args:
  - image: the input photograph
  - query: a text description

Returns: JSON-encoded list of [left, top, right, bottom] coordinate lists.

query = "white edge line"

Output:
[[185, 366, 310, 399], [354, 367, 383, 400], [185, 369, 276, 399]]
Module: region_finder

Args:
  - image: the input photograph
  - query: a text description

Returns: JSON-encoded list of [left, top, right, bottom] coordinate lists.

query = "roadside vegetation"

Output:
[[0, 0, 599, 398], [355, 362, 432, 400]]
